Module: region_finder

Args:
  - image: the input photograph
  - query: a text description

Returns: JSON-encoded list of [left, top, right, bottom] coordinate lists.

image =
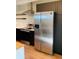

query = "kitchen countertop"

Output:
[[16, 28, 34, 32]]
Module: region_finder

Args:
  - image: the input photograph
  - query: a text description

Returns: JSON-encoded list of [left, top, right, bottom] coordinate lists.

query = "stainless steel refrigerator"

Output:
[[34, 11, 54, 55]]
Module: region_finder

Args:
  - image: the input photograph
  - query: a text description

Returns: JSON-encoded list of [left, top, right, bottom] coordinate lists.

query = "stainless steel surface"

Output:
[[34, 13, 41, 50], [34, 11, 54, 55]]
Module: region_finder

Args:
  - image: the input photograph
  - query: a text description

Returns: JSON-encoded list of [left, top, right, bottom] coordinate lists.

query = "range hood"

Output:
[[22, 2, 34, 15], [16, 2, 34, 15]]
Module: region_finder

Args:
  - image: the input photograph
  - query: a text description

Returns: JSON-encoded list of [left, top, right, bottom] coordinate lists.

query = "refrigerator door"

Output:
[[40, 11, 54, 54], [34, 13, 41, 50]]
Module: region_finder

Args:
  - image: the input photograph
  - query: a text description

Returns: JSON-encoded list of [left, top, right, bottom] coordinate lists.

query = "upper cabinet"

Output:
[[16, 0, 38, 5]]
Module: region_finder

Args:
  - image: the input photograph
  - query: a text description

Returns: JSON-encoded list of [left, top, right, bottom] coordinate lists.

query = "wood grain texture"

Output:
[[16, 41, 62, 59], [16, 41, 24, 48], [37, 1, 62, 14], [23, 43, 61, 59]]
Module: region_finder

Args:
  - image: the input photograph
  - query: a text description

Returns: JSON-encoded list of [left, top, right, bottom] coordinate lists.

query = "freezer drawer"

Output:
[[41, 41, 53, 54]]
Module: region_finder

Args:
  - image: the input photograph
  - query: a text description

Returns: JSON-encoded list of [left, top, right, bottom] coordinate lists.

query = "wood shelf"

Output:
[[16, 15, 27, 19]]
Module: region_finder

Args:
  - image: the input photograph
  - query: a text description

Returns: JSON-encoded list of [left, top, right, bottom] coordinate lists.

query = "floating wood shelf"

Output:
[[16, 14, 27, 19]]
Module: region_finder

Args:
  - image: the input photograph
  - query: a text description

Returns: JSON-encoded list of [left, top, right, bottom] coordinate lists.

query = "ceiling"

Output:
[[16, 0, 38, 5], [16, 0, 60, 5]]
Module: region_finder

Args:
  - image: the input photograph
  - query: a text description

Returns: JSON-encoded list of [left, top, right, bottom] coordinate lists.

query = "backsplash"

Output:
[[16, 15, 34, 29]]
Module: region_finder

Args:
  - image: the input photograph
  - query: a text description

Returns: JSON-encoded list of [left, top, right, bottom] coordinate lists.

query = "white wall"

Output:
[[16, 19, 28, 28], [16, 0, 38, 5], [16, 15, 34, 28], [16, 3, 31, 14], [16, 3, 34, 29]]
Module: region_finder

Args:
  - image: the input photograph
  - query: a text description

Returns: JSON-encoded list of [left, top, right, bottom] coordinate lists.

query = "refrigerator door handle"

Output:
[[35, 24, 39, 29]]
